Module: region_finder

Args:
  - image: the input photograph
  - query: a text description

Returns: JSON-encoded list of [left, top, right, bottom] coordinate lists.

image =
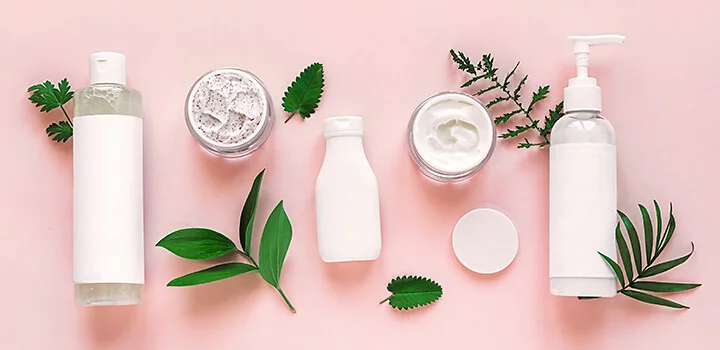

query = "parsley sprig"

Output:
[[27, 79, 74, 142], [450, 50, 564, 148]]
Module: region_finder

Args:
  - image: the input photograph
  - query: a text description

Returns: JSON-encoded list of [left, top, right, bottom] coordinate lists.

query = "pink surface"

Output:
[[1, 1, 717, 349]]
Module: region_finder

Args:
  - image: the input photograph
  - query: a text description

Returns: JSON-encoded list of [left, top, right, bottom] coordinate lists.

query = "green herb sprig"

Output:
[[450, 50, 564, 149], [282, 62, 325, 123], [589, 201, 700, 308], [156, 170, 296, 313], [380, 275, 443, 310], [27, 79, 74, 142]]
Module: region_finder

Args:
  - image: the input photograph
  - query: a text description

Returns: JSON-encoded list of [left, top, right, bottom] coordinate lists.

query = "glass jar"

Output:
[[407, 91, 496, 182], [185, 68, 273, 158]]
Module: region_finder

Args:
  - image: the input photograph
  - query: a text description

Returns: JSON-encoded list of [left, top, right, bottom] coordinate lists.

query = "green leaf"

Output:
[[494, 109, 523, 125], [615, 223, 633, 283], [156, 228, 237, 260], [46, 121, 73, 143], [620, 290, 689, 309], [527, 85, 550, 112], [639, 204, 654, 265], [599, 251, 625, 287], [657, 204, 676, 256], [282, 62, 324, 122], [380, 275, 443, 310], [475, 84, 499, 97], [239, 169, 265, 254], [450, 49, 476, 75], [513, 75, 528, 99], [28, 79, 74, 113], [167, 262, 257, 287], [461, 75, 485, 88], [486, 96, 511, 108], [630, 281, 701, 293], [640, 243, 694, 278], [258, 201, 292, 288], [539, 102, 564, 137], [654, 200, 663, 253], [502, 62, 520, 88], [618, 210, 643, 275]]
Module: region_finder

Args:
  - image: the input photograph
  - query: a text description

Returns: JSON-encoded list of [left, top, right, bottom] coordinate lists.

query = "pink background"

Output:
[[1, 0, 717, 349]]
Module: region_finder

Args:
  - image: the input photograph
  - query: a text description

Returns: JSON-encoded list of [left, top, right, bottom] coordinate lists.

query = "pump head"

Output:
[[564, 35, 625, 113]]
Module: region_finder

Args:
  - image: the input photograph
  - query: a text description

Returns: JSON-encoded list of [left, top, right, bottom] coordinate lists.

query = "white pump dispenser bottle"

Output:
[[550, 35, 625, 297]]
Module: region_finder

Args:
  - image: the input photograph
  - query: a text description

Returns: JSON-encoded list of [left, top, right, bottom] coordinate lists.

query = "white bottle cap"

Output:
[[322, 116, 364, 138], [452, 208, 518, 274], [564, 35, 625, 112], [90, 52, 126, 85]]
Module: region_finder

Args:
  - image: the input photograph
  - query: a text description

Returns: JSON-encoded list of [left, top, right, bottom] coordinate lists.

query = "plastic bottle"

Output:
[[316, 116, 382, 262], [550, 35, 625, 297], [73, 52, 144, 305]]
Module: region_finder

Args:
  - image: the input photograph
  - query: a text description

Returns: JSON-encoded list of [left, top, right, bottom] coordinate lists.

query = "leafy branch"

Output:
[[27, 79, 74, 143], [450, 50, 564, 149], [590, 201, 700, 308], [156, 170, 296, 313]]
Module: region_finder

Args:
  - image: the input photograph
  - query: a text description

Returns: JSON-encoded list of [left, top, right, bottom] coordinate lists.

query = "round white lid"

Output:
[[452, 208, 519, 274]]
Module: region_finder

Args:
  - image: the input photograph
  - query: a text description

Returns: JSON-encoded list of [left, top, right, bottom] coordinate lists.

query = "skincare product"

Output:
[[74, 52, 144, 306], [185, 68, 273, 157], [550, 35, 625, 297], [407, 92, 495, 182], [316, 116, 382, 262], [452, 208, 518, 274]]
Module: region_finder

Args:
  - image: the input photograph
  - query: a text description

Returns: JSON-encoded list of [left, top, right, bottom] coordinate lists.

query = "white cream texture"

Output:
[[412, 94, 494, 173]]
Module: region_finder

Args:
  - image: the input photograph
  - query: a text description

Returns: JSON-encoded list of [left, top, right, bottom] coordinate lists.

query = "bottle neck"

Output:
[[325, 135, 366, 158], [565, 110, 602, 120]]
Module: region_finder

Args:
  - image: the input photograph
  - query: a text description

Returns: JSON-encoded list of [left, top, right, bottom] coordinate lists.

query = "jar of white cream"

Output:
[[185, 68, 273, 157], [407, 91, 496, 182]]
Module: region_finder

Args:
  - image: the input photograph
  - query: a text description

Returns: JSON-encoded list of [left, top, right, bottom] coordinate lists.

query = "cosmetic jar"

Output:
[[185, 68, 273, 157], [407, 91, 496, 182]]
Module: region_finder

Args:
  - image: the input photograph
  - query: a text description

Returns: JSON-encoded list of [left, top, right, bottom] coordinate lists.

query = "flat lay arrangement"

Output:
[[7, 3, 717, 348], [27, 34, 701, 313]]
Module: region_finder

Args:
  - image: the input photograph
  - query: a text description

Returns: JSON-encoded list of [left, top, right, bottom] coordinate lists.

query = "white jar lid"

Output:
[[452, 208, 519, 274]]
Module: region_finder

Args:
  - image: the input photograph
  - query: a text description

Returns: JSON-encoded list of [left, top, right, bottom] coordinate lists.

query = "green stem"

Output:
[[284, 111, 297, 123], [60, 105, 73, 127], [276, 287, 296, 313], [379, 296, 391, 304]]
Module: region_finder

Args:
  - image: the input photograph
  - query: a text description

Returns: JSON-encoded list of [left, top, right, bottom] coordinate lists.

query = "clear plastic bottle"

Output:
[[316, 116, 382, 262], [73, 53, 144, 305], [549, 35, 624, 298]]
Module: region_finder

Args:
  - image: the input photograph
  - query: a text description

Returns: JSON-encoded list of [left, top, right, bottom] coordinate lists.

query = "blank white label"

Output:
[[73, 115, 144, 284], [550, 143, 617, 278]]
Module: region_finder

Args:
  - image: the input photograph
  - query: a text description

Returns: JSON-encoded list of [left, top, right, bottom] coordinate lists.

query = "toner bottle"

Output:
[[73, 52, 144, 305], [550, 35, 624, 297]]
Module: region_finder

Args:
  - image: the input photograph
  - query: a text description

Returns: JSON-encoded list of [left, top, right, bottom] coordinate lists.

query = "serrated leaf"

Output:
[[630, 281, 701, 293], [640, 204, 654, 265], [513, 75, 528, 99], [486, 96, 511, 108], [156, 228, 237, 260], [599, 251, 625, 287], [282, 63, 324, 122], [640, 243, 694, 278], [167, 262, 257, 287], [654, 200, 663, 253], [28, 79, 73, 113], [618, 210, 643, 275], [239, 169, 264, 254], [461, 75, 484, 88], [258, 201, 292, 288], [616, 223, 633, 282], [539, 102, 564, 137], [503, 61, 520, 88], [380, 275, 442, 310], [494, 109, 523, 125], [621, 290, 689, 309], [450, 49, 476, 75], [476, 84, 500, 97], [46, 121, 73, 143]]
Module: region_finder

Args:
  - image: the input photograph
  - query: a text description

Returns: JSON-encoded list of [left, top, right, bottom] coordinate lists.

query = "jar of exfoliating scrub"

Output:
[[185, 68, 273, 157], [407, 91, 496, 182]]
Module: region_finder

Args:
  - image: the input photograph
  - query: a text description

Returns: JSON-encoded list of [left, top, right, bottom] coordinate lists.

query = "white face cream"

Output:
[[185, 68, 273, 158], [408, 92, 496, 181]]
